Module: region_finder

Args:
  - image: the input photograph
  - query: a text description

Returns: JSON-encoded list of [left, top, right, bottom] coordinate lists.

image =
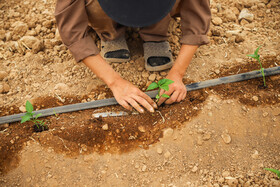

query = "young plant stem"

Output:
[[257, 58, 266, 86]]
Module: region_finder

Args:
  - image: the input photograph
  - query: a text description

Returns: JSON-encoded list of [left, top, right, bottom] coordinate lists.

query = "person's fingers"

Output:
[[118, 100, 132, 111], [132, 95, 154, 113], [126, 98, 144, 113], [139, 91, 157, 109], [165, 91, 180, 105], [157, 89, 173, 106], [177, 91, 186, 102]]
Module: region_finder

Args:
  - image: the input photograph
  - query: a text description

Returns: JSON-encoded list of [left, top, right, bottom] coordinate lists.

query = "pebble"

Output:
[[19, 106, 26, 113], [148, 74, 156, 81], [20, 36, 44, 53], [0, 71, 8, 81], [221, 134, 231, 144], [235, 34, 245, 43], [141, 165, 147, 172], [0, 83, 10, 94], [262, 112, 268, 117], [102, 124, 108, 130], [12, 21, 28, 40], [54, 83, 69, 92], [26, 177, 32, 183], [252, 96, 259, 101], [212, 17, 223, 26], [202, 133, 211, 141], [197, 136, 203, 146], [157, 147, 163, 154], [164, 151, 171, 158], [2, 123, 9, 128], [142, 72, 149, 78], [137, 67, 144, 72], [226, 177, 239, 185], [191, 166, 198, 173], [251, 150, 259, 159], [238, 9, 254, 22], [138, 126, 146, 133], [222, 171, 230, 177], [163, 128, 174, 138]]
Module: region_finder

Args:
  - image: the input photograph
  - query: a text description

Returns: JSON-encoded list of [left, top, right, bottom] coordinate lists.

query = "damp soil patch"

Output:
[[0, 58, 280, 174]]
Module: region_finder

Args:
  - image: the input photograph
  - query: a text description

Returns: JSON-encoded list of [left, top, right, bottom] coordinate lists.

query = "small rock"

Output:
[[191, 166, 198, 173], [2, 123, 9, 128], [221, 134, 231, 144], [160, 72, 167, 76], [197, 136, 203, 146], [251, 150, 259, 159], [20, 36, 44, 53], [164, 151, 171, 158], [54, 83, 69, 92], [226, 177, 239, 185], [262, 112, 268, 117], [218, 177, 225, 183], [163, 128, 174, 138], [148, 74, 156, 81], [212, 17, 223, 25], [0, 83, 10, 94], [12, 21, 28, 40], [157, 147, 163, 154], [142, 72, 149, 78], [141, 165, 147, 172], [102, 124, 108, 130], [202, 133, 211, 141], [222, 171, 230, 177], [235, 34, 245, 43], [238, 9, 254, 22], [138, 126, 146, 133], [26, 177, 32, 183], [252, 96, 259, 101], [19, 106, 26, 113], [10, 139, 14, 144], [0, 71, 8, 81], [138, 67, 144, 72]]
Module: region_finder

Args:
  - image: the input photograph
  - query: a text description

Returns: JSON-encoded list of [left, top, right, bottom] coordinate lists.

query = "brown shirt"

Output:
[[55, 0, 211, 62]]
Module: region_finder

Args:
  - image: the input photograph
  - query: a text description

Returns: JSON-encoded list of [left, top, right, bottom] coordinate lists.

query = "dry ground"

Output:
[[0, 0, 280, 186]]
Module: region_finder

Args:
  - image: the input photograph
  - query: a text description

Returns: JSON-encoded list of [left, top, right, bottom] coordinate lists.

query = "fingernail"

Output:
[[150, 108, 154, 113], [153, 103, 158, 108], [140, 109, 144, 113]]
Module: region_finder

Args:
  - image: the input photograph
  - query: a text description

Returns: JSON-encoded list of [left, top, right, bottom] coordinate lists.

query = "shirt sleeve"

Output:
[[55, 0, 99, 62], [180, 0, 211, 46]]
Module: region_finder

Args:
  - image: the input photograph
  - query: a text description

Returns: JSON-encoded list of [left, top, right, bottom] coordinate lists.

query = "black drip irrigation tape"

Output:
[[0, 66, 280, 125]]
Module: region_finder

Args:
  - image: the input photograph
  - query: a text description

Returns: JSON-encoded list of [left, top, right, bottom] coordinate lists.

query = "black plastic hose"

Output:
[[0, 66, 279, 125]]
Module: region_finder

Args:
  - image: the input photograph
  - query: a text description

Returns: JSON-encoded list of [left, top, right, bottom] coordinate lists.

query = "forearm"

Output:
[[83, 55, 121, 87], [169, 44, 198, 78]]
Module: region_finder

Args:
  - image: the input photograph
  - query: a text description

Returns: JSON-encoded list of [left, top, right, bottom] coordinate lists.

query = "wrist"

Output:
[[107, 72, 123, 89]]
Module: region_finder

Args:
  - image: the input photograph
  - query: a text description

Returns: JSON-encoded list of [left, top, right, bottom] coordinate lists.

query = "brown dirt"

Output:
[[1, 0, 280, 186]]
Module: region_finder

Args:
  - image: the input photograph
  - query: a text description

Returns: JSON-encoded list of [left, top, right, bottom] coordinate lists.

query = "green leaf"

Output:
[[161, 94, 170, 98], [156, 95, 160, 99], [21, 115, 31, 123], [264, 168, 280, 178], [160, 85, 169, 91], [158, 79, 174, 86], [247, 54, 257, 59], [254, 46, 261, 56], [25, 101, 33, 113], [35, 113, 42, 119], [146, 82, 159, 91]]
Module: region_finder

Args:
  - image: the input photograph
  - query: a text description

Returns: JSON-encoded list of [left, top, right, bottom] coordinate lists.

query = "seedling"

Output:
[[21, 101, 48, 132], [247, 46, 266, 87], [146, 79, 174, 102], [264, 168, 280, 179]]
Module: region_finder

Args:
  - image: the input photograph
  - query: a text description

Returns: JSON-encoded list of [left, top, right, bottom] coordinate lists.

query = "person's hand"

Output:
[[157, 70, 187, 106], [109, 77, 157, 113]]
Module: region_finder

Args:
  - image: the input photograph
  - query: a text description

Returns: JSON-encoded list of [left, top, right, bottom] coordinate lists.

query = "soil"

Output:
[[1, 0, 280, 186]]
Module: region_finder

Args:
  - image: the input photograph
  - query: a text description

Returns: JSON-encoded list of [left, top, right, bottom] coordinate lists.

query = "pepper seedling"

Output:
[[21, 100, 48, 132], [264, 168, 280, 179], [247, 46, 266, 87], [146, 79, 174, 102]]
